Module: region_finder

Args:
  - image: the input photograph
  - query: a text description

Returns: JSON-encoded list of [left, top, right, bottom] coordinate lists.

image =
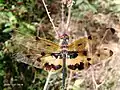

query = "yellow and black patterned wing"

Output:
[[66, 48, 113, 71], [68, 37, 88, 51], [9, 35, 63, 72], [67, 37, 89, 71], [67, 37, 113, 71], [11, 35, 60, 54]]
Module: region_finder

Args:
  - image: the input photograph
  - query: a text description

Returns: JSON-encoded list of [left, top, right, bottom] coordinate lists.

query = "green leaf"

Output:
[[19, 6, 27, 14], [0, 64, 3, 69], [113, 0, 120, 4], [0, 0, 4, 4], [7, 12, 17, 24], [22, 22, 35, 31], [0, 51, 4, 60], [4, 41, 9, 47], [3, 27, 12, 33], [88, 3, 97, 13], [84, 0, 89, 4], [0, 70, 5, 76], [76, 0, 84, 6], [4, 23, 11, 28], [113, 4, 120, 12]]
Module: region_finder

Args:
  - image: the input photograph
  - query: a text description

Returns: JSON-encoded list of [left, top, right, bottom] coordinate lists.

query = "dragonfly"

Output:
[[9, 30, 114, 89], [7, 0, 114, 89]]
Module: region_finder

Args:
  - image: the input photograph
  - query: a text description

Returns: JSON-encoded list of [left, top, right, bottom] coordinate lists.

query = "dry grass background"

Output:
[[68, 14, 120, 90]]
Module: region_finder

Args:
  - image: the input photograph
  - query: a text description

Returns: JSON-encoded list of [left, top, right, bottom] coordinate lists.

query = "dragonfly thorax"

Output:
[[59, 33, 69, 50]]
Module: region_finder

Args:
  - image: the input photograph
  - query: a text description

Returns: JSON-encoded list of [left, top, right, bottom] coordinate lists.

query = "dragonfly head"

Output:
[[59, 33, 69, 46], [60, 33, 69, 40]]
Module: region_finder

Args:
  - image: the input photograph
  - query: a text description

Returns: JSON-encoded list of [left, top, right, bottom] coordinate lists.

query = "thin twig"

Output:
[[92, 29, 110, 59], [42, 0, 58, 36], [84, 30, 92, 56], [91, 64, 108, 90], [43, 71, 53, 90], [66, 2, 73, 30], [99, 29, 109, 47], [91, 66, 98, 90], [67, 70, 73, 90], [61, 1, 65, 32]]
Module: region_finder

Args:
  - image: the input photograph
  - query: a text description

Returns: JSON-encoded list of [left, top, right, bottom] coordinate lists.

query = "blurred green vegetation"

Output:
[[0, 0, 120, 90]]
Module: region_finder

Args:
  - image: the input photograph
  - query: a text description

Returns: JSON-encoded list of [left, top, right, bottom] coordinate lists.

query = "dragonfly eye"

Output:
[[59, 33, 69, 40]]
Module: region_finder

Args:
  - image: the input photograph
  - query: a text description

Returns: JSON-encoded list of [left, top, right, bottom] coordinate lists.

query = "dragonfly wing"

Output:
[[66, 55, 91, 71], [9, 35, 62, 72], [67, 37, 113, 71], [11, 35, 60, 53], [91, 47, 113, 64], [67, 37, 90, 71], [66, 48, 113, 71], [68, 37, 88, 51]]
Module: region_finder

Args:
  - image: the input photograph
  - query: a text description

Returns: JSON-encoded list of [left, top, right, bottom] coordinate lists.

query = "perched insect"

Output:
[[7, 0, 115, 90], [9, 30, 113, 89]]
